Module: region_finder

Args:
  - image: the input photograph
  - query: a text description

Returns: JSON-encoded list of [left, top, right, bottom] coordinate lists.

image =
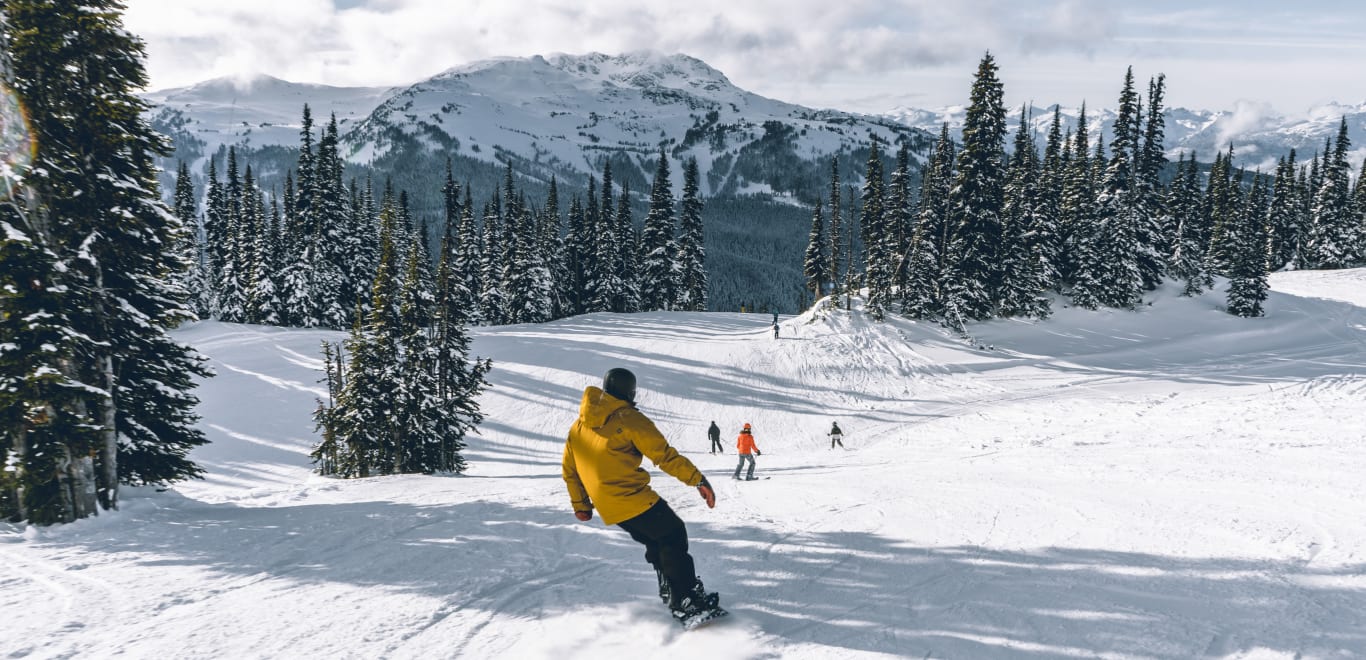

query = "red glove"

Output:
[[697, 477, 716, 508], [575, 509, 592, 521]]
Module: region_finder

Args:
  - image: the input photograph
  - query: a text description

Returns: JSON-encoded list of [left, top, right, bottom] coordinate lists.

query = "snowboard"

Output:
[[676, 605, 729, 631]]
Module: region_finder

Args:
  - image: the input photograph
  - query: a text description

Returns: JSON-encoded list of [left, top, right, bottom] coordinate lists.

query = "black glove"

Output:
[[755, 449, 762, 456]]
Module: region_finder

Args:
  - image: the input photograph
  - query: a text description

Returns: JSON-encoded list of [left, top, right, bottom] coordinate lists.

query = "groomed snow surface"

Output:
[[4, 271, 1365, 659]]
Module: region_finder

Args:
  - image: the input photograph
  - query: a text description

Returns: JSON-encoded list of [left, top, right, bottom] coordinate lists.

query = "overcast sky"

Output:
[[123, 0, 1366, 115]]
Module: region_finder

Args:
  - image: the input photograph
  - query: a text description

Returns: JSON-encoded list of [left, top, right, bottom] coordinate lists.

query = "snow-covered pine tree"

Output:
[[540, 177, 573, 320], [1304, 119, 1355, 269], [217, 148, 247, 322], [311, 115, 351, 328], [1226, 172, 1271, 317], [431, 214, 492, 474], [1059, 105, 1100, 308], [828, 159, 843, 302], [172, 161, 209, 318], [803, 199, 828, 302], [1205, 148, 1238, 274], [886, 143, 914, 302], [1085, 68, 1143, 310], [582, 175, 604, 313], [1167, 154, 1214, 295], [1351, 157, 1366, 266], [1133, 74, 1169, 290], [675, 158, 707, 311], [640, 149, 677, 311], [508, 199, 554, 324], [947, 52, 1009, 320], [395, 237, 440, 473], [201, 157, 226, 317], [902, 124, 954, 319], [615, 183, 642, 312], [246, 186, 283, 325], [998, 107, 1050, 318], [1267, 151, 1300, 270], [2, 0, 208, 521], [454, 187, 482, 325], [1035, 108, 1065, 290], [860, 140, 890, 320], [479, 198, 506, 325]]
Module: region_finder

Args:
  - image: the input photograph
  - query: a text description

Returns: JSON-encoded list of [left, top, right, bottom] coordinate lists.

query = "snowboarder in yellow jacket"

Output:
[[563, 367, 720, 622]]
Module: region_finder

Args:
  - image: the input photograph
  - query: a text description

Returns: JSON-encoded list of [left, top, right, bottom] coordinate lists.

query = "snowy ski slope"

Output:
[[3, 271, 1365, 659]]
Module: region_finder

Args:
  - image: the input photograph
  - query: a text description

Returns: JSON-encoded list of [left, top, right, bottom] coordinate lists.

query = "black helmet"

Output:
[[603, 367, 637, 404]]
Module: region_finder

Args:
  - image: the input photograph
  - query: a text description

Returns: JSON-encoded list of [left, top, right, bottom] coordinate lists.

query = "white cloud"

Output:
[[124, 0, 1120, 93]]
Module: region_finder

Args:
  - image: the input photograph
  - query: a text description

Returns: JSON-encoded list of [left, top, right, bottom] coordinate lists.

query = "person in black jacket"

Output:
[[708, 421, 723, 454]]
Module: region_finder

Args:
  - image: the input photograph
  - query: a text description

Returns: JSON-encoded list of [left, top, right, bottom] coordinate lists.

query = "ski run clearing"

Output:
[[4, 270, 1366, 660]]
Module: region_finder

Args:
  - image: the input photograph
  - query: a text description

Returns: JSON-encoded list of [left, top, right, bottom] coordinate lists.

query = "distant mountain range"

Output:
[[885, 100, 1366, 173], [145, 51, 1366, 197], [144, 52, 936, 203]]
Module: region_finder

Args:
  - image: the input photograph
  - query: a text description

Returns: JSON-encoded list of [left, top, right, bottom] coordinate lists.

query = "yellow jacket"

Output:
[[562, 386, 703, 525]]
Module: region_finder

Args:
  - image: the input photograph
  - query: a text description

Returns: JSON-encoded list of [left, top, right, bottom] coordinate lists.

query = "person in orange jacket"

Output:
[[563, 367, 720, 621], [733, 423, 761, 480]]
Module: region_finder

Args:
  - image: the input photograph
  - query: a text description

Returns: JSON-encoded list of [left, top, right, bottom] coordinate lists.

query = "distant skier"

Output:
[[772, 321, 779, 339], [708, 421, 723, 454], [733, 423, 761, 480], [829, 421, 844, 449], [562, 367, 723, 626]]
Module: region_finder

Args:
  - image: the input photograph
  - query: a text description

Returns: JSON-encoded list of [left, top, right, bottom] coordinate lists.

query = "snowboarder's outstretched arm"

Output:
[[562, 440, 593, 520], [624, 410, 715, 508]]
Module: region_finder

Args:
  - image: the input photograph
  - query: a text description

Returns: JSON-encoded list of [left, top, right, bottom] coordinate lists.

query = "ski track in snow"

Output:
[[4, 273, 1366, 659]]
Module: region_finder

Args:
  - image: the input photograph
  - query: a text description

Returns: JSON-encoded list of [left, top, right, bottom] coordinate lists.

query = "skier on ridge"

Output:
[[562, 367, 725, 627]]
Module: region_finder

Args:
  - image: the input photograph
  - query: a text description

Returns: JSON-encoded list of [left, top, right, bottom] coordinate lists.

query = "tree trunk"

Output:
[[96, 353, 118, 511]]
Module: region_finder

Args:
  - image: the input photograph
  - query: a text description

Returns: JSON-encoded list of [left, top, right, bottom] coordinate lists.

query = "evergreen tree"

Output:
[[172, 161, 208, 318], [1135, 74, 1169, 290], [803, 199, 828, 301], [947, 52, 1009, 320], [828, 159, 843, 302], [639, 149, 677, 311], [217, 148, 247, 322], [615, 184, 642, 312], [1304, 119, 1355, 269], [1205, 148, 1238, 273], [998, 107, 1050, 318], [1267, 151, 1300, 270], [479, 198, 506, 324], [860, 140, 890, 319], [887, 143, 914, 299], [902, 124, 954, 319], [1059, 105, 1099, 307], [675, 158, 708, 311], [1035, 107, 1066, 289], [1085, 68, 1143, 310], [1, 0, 207, 522], [1226, 172, 1271, 317], [1167, 153, 1213, 295]]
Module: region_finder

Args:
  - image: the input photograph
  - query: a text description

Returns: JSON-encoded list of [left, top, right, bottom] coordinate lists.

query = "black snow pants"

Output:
[[617, 498, 697, 606]]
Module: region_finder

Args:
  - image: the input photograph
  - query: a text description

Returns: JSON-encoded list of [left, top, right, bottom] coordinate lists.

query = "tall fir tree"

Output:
[[1304, 119, 1356, 269], [828, 158, 843, 302], [1, 0, 208, 522], [803, 199, 828, 302], [998, 107, 1050, 318], [1226, 172, 1271, 317], [902, 124, 954, 319], [860, 140, 890, 319], [674, 158, 708, 311], [946, 52, 1009, 321], [171, 161, 209, 318], [639, 149, 677, 311]]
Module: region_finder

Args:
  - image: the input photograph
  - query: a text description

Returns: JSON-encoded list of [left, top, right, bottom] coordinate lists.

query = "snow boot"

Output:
[[655, 568, 672, 605], [669, 578, 725, 630]]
